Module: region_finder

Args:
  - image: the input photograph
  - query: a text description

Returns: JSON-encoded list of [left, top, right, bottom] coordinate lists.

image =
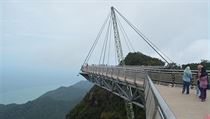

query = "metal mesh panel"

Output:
[[174, 73, 183, 84]]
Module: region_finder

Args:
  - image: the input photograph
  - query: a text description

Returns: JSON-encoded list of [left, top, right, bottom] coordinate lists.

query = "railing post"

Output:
[[171, 72, 175, 87], [117, 68, 120, 80], [111, 68, 113, 78], [134, 70, 137, 85], [158, 70, 161, 85], [106, 66, 108, 77]]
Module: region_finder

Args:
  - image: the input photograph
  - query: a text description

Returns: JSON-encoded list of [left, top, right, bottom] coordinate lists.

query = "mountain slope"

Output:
[[66, 86, 145, 119], [40, 81, 92, 101], [0, 81, 93, 119]]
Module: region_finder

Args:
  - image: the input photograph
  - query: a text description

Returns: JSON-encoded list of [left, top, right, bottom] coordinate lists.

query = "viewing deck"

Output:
[[81, 65, 210, 119], [156, 85, 210, 119]]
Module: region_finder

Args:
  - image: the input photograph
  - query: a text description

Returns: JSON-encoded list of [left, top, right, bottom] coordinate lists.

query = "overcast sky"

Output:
[[0, 0, 209, 103]]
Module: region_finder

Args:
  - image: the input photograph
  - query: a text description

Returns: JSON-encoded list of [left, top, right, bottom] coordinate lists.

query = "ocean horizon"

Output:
[[0, 65, 85, 105], [0, 78, 84, 105]]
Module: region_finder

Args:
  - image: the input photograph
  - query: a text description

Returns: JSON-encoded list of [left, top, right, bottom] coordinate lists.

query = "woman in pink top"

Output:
[[199, 67, 208, 102], [196, 64, 203, 96]]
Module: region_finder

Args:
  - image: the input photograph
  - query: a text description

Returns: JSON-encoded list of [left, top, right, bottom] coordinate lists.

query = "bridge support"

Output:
[[80, 65, 178, 119], [125, 100, 135, 119], [81, 72, 145, 119], [111, 6, 135, 119]]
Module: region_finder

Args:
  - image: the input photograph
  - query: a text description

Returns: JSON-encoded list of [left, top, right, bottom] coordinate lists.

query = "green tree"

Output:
[[122, 52, 165, 66], [182, 59, 210, 70]]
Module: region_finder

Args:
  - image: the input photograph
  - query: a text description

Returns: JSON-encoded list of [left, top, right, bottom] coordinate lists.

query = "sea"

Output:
[[0, 67, 84, 104]]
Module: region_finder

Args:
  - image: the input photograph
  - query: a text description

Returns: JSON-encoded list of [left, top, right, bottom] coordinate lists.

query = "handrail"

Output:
[[81, 65, 177, 119], [144, 74, 176, 119], [81, 65, 209, 87]]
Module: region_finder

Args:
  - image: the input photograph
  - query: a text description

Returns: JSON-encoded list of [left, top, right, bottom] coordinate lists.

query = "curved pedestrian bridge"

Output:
[[80, 65, 210, 119]]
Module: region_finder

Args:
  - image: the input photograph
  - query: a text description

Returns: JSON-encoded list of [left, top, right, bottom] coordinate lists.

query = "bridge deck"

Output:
[[156, 85, 210, 119], [81, 65, 210, 119]]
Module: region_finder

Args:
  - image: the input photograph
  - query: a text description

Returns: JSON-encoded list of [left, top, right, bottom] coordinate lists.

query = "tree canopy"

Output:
[[182, 60, 210, 70], [122, 52, 165, 66]]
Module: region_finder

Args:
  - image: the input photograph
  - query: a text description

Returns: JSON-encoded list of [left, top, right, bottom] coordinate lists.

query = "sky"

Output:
[[0, 0, 209, 104]]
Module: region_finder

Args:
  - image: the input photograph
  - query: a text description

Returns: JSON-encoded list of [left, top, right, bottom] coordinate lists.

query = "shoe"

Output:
[[201, 99, 205, 102]]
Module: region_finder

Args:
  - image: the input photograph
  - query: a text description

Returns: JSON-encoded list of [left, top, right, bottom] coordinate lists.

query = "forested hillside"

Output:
[[66, 86, 145, 119], [0, 81, 92, 119]]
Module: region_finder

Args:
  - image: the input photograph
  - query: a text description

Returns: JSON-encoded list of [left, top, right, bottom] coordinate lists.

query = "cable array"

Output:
[[83, 7, 173, 66]]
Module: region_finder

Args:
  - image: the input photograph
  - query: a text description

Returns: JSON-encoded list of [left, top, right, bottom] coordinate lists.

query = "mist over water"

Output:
[[0, 65, 84, 104], [1, 85, 59, 104]]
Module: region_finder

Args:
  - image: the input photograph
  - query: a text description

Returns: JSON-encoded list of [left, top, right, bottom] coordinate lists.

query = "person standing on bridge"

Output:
[[182, 66, 192, 94], [196, 64, 203, 97], [199, 67, 208, 102]]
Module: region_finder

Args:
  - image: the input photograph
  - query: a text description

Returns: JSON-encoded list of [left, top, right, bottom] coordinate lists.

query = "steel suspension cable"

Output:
[[114, 8, 170, 65], [99, 25, 108, 64], [144, 38, 174, 63], [120, 17, 174, 63], [116, 14, 135, 52], [102, 19, 111, 64], [99, 34, 106, 64], [114, 40, 117, 65], [83, 13, 110, 65], [107, 19, 112, 65], [117, 17, 131, 52], [99, 18, 111, 64]]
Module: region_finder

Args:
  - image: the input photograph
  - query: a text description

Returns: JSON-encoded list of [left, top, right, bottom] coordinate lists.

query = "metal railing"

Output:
[[82, 65, 210, 87], [81, 65, 146, 85], [144, 74, 176, 119], [81, 65, 178, 119]]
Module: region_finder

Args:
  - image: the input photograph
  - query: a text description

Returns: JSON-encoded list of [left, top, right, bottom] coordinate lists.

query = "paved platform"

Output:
[[156, 85, 210, 119]]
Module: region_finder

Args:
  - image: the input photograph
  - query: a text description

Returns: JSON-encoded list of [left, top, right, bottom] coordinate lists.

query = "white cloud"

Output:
[[175, 39, 210, 64]]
